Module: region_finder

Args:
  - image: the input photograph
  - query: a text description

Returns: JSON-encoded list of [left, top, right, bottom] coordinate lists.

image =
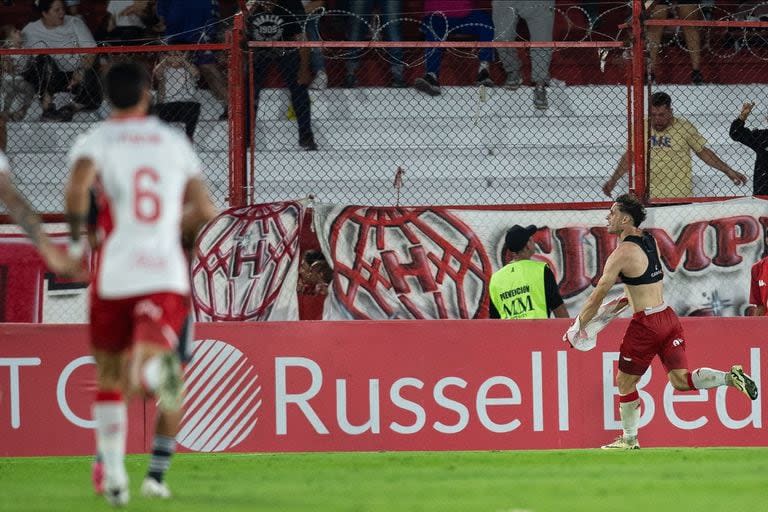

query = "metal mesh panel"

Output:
[[1, 46, 232, 213], [642, 2, 768, 201], [247, 2, 631, 206]]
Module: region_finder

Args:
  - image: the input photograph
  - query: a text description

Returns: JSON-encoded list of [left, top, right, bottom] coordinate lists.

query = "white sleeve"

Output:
[[0, 150, 9, 174], [71, 17, 97, 48], [67, 130, 102, 168]]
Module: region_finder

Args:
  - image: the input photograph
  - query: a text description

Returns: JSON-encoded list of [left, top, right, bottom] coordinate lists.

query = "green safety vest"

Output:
[[489, 259, 549, 319]]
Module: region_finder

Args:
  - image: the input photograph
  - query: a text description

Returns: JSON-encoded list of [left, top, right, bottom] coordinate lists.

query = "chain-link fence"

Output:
[[246, 2, 631, 206], [0, 44, 234, 213], [640, 1, 768, 202]]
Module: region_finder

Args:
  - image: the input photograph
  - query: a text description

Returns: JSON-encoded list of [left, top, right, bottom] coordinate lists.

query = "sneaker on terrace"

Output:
[[141, 476, 172, 499], [729, 365, 758, 400], [504, 74, 522, 90], [92, 460, 105, 495], [600, 435, 640, 450], [413, 74, 441, 96], [476, 68, 495, 87], [299, 136, 318, 151], [309, 70, 328, 90], [157, 352, 184, 412], [533, 85, 548, 110]]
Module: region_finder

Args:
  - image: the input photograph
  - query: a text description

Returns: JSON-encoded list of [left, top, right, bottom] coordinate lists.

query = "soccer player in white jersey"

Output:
[[64, 62, 216, 507]]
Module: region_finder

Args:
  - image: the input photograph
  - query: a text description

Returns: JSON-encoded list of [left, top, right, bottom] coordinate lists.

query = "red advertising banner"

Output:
[[0, 319, 764, 456]]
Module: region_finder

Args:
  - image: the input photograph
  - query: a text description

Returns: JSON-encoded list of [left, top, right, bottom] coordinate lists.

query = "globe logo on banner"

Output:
[[176, 340, 262, 452], [329, 207, 491, 319], [191, 202, 303, 321]]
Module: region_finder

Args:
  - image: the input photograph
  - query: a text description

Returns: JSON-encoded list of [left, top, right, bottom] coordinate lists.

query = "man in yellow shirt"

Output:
[[488, 225, 569, 319], [602, 92, 748, 199]]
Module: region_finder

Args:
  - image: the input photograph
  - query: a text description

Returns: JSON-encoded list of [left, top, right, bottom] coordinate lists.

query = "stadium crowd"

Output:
[[0, 0, 623, 144]]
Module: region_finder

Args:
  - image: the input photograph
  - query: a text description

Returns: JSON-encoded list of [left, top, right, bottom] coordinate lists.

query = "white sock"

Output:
[[141, 356, 162, 394], [619, 395, 641, 438], [690, 368, 728, 389], [93, 394, 128, 488]]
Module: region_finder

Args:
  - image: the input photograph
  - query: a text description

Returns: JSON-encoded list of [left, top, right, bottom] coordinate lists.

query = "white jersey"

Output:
[[0, 150, 8, 174], [68, 116, 201, 299]]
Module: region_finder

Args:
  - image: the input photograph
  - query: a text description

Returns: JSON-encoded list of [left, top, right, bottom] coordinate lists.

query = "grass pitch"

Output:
[[1, 449, 767, 512]]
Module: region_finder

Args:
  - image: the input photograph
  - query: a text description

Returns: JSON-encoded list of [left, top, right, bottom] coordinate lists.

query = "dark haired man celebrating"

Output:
[[572, 193, 757, 450]]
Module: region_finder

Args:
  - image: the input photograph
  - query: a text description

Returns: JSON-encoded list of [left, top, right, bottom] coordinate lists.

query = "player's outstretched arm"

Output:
[[0, 173, 44, 246], [0, 173, 83, 276], [578, 247, 625, 325]]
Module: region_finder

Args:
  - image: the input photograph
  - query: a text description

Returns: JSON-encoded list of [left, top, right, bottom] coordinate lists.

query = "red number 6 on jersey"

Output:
[[134, 167, 161, 222]]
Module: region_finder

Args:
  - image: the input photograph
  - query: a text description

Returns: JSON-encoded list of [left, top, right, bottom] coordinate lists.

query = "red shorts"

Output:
[[619, 305, 688, 375], [90, 291, 190, 353]]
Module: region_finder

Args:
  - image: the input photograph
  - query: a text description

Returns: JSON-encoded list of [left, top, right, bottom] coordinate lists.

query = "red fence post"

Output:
[[631, 0, 647, 201], [228, 12, 247, 207]]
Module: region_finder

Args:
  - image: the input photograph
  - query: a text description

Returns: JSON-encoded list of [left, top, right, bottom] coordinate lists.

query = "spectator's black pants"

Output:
[[755, 170, 768, 196], [152, 101, 202, 141], [251, 51, 313, 142], [22, 54, 102, 110]]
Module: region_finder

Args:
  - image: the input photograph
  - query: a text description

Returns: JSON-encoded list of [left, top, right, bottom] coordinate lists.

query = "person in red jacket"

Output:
[[746, 233, 768, 316]]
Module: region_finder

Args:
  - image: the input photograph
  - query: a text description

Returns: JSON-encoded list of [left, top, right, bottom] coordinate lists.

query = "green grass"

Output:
[[1, 449, 767, 511]]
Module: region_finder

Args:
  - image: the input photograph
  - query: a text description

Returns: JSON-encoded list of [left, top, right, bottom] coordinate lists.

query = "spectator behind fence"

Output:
[[729, 102, 768, 196], [413, 0, 495, 96], [492, 0, 555, 110], [22, 0, 103, 122], [105, 0, 154, 42], [152, 51, 202, 141], [602, 92, 747, 199], [1, 25, 35, 124], [488, 224, 569, 319], [1, 24, 34, 153], [303, 0, 328, 90], [157, 0, 228, 120], [247, 0, 318, 151], [344, 0, 405, 88], [647, 0, 704, 85]]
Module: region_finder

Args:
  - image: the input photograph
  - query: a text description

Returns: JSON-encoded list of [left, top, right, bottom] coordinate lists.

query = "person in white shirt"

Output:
[[151, 51, 202, 141], [0, 25, 34, 125], [1, 25, 34, 153], [64, 61, 216, 506], [22, 0, 102, 121], [105, 0, 152, 43]]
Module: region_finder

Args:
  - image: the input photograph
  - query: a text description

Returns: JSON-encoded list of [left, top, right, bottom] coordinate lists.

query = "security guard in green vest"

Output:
[[489, 225, 569, 319]]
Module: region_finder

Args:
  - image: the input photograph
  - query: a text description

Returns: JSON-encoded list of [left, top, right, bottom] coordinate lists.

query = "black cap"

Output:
[[505, 225, 537, 252]]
